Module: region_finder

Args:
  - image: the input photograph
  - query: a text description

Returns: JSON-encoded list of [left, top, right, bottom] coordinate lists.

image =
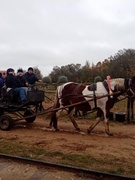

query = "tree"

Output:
[[81, 61, 92, 83], [108, 49, 135, 78], [49, 66, 61, 83], [48, 48, 135, 83], [33, 66, 43, 79], [49, 64, 82, 83], [100, 59, 110, 79]]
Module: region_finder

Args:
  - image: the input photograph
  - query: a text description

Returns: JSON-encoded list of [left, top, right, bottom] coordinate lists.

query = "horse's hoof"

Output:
[[106, 132, 113, 136], [87, 129, 91, 134], [46, 126, 52, 129], [80, 131, 86, 135], [76, 128, 80, 132], [55, 128, 59, 131]]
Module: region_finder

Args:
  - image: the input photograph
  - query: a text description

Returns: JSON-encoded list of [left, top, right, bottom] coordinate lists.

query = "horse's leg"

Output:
[[50, 109, 62, 131], [50, 112, 58, 129], [131, 97, 134, 120], [94, 106, 111, 135], [104, 117, 112, 135], [87, 109, 103, 134], [87, 117, 101, 134], [126, 97, 131, 124], [68, 107, 80, 131], [104, 107, 112, 135], [81, 110, 87, 118], [74, 108, 78, 117]]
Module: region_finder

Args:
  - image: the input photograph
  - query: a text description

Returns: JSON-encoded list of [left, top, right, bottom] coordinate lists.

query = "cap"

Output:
[[17, 69, 23, 73], [28, 67, 33, 71], [7, 68, 14, 74]]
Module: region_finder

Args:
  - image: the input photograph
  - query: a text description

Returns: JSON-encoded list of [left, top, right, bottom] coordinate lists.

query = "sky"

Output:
[[0, 0, 135, 76]]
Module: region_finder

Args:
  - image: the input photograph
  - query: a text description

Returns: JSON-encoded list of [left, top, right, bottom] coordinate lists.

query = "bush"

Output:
[[57, 76, 68, 84], [42, 76, 52, 84], [94, 76, 102, 83]]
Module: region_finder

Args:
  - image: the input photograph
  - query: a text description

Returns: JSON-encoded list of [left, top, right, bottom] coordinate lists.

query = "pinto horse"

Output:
[[50, 77, 135, 135]]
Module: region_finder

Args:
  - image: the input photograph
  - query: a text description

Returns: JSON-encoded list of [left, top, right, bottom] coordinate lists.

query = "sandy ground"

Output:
[[1, 112, 135, 165], [1, 112, 135, 179]]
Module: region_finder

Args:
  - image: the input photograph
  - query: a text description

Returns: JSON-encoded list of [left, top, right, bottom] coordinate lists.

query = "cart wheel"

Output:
[[0, 108, 4, 116], [24, 110, 36, 123], [0, 115, 13, 131]]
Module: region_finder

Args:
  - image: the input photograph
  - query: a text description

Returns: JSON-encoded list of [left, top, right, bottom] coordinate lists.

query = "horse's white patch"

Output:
[[82, 82, 107, 109], [82, 82, 107, 99]]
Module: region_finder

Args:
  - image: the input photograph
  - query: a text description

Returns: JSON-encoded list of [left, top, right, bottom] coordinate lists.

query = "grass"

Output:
[[111, 98, 127, 112], [0, 140, 135, 177]]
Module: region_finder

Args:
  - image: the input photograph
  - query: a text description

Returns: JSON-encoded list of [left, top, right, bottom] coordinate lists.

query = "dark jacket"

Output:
[[0, 77, 4, 88], [24, 72, 39, 85], [16, 75, 28, 87], [5, 74, 20, 88]]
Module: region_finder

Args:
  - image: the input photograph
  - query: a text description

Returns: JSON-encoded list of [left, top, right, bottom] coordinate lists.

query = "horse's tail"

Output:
[[50, 112, 57, 129]]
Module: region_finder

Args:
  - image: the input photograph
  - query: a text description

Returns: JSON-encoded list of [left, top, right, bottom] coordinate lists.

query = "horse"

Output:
[[126, 78, 135, 123], [50, 77, 135, 135]]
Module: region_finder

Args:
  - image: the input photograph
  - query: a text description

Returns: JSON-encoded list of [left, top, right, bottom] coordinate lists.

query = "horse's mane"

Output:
[[131, 76, 135, 84], [111, 78, 124, 85], [110, 78, 125, 90]]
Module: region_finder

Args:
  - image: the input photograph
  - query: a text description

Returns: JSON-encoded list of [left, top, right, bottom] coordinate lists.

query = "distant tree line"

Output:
[[41, 48, 135, 84]]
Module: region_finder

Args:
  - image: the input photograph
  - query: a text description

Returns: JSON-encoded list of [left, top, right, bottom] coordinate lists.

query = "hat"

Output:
[[17, 69, 23, 73], [28, 67, 33, 71], [7, 68, 14, 74]]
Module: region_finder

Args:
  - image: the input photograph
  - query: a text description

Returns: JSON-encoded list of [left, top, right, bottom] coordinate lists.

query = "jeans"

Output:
[[22, 87, 28, 95], [13, 87, 26, 101]]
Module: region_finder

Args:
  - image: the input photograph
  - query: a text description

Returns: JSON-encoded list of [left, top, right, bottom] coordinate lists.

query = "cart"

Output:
[[0, 85, 45, 130]]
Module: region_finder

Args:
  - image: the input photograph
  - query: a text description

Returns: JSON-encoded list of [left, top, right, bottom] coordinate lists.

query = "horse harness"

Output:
[[66, 83, 97, 108], [88, 83, 97, 109], [88, 81, 112, 109], [72, 83, 83, 97], [125, 78, 135, 98], [89, 80, 117, 109]]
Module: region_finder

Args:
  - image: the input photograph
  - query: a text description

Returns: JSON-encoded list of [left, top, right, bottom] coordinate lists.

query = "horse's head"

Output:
[[110, 78, 125, 92], [126, 76, 135, 97]]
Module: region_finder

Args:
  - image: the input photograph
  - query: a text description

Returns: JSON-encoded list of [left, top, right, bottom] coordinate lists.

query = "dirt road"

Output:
[[0, 114, 135, 177]]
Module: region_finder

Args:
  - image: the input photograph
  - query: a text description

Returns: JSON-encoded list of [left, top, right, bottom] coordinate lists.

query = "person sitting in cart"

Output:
[[24, 67, 40, 86], [0, 73, 4, 88], [0, 73, 4, 98], [5, 68, 27, 103], [16, 68, 28, 87], [16, 68, 29, 95]]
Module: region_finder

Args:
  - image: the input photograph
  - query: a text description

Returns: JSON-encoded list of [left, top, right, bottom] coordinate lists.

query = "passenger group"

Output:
[[1, 67, 40, 103]]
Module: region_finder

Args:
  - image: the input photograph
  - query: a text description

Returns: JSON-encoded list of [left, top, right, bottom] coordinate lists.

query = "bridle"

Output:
[[126, 78, 135, 98]]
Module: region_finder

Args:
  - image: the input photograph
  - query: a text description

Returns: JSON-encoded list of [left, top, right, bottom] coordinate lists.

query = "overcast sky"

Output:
[[0, 0, 135, 76]]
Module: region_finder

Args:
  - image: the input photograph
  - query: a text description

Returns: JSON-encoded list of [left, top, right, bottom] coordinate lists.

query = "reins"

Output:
[[59, 91, 121, 101]]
